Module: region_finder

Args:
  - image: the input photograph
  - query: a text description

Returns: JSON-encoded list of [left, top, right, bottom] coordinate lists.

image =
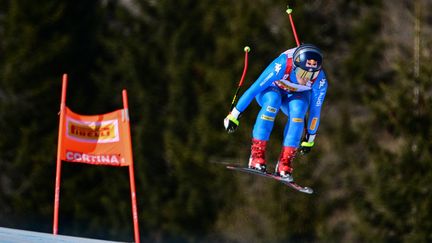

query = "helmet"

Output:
[[292, 44, 323, 82], [293, 44, 323, 71]]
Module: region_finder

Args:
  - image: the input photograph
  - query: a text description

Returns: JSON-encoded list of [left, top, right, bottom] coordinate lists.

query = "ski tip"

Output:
[[302, 187, 314, 194]]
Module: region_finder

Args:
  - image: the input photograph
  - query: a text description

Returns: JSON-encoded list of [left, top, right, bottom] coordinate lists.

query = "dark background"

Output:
[[1, 0, 431, 242]]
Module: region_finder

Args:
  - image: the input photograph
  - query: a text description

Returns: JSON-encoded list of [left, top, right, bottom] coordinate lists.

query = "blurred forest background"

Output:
[[1, 0, 432, 242]]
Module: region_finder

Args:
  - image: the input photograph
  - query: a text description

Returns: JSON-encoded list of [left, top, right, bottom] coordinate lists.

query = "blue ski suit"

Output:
[[235, 47, 328, 147]]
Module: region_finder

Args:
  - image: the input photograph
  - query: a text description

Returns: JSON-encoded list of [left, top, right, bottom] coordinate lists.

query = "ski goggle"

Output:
[[295, 67, 320, 81]]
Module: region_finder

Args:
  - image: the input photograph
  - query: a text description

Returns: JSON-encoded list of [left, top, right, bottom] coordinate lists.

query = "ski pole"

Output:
[[229, 46, 250, 111], [287, 6, 309, 147], [286, 6, 300, 46]]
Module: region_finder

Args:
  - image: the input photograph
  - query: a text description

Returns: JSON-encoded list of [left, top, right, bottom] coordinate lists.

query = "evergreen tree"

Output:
[[0, 1, 136, 241], [0, 0, 77, 231], [353, 1, 432, 240]]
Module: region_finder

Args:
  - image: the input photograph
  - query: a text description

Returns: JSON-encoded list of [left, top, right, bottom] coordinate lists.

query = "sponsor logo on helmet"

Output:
[[306, 59, 318, 68]]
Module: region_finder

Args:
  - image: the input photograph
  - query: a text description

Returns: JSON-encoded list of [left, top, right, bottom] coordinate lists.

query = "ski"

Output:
[[226, 165, 313, 194]]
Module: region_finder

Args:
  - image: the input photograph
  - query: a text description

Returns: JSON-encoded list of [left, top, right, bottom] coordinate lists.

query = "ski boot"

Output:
[[248, 138, 267, 173], [275, 146, 297, 182]]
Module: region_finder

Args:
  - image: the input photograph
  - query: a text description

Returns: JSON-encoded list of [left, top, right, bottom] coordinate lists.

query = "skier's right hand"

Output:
[[224, 114, 239, 133], [224, 107, 241, 133]]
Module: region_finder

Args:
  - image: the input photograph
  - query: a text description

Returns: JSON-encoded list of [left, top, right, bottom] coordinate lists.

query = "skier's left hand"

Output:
[[299, 134, 316, 155], [299, 141, 314, 155]]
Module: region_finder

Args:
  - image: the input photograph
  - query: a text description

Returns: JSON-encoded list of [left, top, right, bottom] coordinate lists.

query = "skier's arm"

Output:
[[235, 54, 287, 112], [300, 71, 328, 154], [224, 55, 287, 133]]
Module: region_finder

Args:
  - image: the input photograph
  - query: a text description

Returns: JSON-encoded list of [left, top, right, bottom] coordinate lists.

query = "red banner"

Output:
[[59, 107, 132, 166]]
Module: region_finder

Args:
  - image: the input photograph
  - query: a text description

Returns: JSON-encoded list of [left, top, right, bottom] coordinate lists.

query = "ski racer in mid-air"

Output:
[[224, 44, 328, 182]]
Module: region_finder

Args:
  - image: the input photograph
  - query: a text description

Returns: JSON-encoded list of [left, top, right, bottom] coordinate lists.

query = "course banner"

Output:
[[59, 107, 132, 166]]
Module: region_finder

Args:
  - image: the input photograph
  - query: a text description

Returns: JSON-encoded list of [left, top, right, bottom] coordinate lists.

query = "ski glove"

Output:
[[224, 108, 241, 133], [299, 134, 316, 155]]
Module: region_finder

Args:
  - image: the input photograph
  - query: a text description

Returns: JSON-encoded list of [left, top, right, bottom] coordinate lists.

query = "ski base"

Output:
[[226, 165, 313, 194]]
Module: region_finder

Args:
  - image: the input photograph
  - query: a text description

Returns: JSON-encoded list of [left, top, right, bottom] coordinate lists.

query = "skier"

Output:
[[224, 44, 328, 182]]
